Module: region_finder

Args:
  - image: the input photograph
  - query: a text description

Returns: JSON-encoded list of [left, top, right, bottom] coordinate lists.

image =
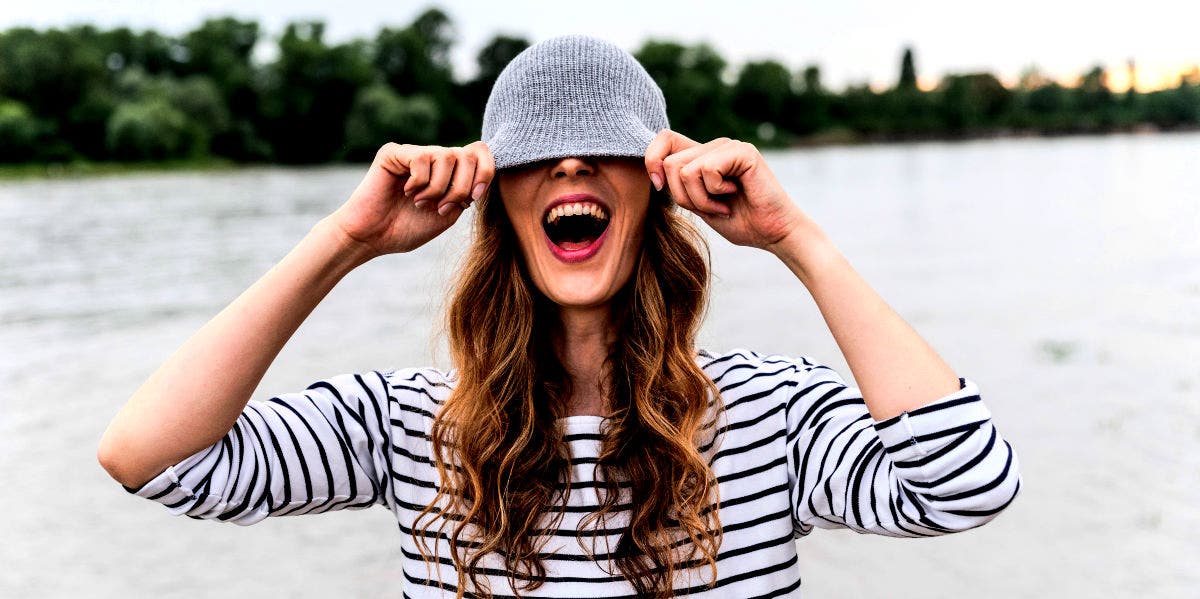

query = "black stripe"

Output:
[[246, 403, 293, 509], [717, 364, 795, 392], [239, 408, 277, 515], [399, 528, 800, 595], [944, 477, 1021, 517], [906, 426, 997, 489], [882, 419, 990, 453], [817, 415, 871, 524], [848, 438, 884, 529], [893, 427, 973, 468], [266, 398, 314, 506], [928, 440, 1015, 503], [872, 379, 971, 429], [270, 398, 338, 514]]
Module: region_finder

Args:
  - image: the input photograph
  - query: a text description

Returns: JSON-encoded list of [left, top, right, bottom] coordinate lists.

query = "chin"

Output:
[[537, 271, 627, 309]]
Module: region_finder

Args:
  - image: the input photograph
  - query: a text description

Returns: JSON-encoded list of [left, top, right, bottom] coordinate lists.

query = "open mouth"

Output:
[[542, 201, 611, 258]]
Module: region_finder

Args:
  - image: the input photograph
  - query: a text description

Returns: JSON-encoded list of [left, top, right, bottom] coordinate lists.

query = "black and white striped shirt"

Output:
[[124, 349, 1021, 597]]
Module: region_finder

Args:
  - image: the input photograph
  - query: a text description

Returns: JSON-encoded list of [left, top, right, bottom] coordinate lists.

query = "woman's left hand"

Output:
[[645, 129, 810, 252]]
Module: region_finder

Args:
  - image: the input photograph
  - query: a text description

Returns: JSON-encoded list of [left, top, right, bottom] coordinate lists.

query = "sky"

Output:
[[3, 0, 1198, 91]]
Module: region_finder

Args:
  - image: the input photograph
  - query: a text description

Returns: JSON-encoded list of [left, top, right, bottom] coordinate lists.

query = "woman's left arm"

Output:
[[646, 131, 957, 421]]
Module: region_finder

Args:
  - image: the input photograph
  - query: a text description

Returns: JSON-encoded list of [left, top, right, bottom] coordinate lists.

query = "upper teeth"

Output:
[[546, 202, 609, 224]]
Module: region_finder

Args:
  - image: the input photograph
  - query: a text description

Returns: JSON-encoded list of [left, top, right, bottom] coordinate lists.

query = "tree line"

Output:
[[1, 9, 1198, 164]]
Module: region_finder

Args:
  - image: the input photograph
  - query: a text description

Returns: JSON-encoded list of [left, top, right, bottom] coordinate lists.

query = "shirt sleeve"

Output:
[[121, 371, 398, 526], [784, 355, 1021, 537]]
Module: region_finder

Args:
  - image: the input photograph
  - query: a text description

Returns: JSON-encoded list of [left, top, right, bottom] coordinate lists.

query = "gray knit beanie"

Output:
[[482, 35, 669, 169]]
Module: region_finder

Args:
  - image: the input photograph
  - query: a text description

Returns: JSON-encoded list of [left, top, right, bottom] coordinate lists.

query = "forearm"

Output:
[[98, 217, 374, 488], [768, 221, 960, 421]]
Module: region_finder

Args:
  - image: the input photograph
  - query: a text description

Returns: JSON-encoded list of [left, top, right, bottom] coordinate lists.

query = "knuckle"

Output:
[[375, 142, 399, 160], [472, 141, 494, 162]]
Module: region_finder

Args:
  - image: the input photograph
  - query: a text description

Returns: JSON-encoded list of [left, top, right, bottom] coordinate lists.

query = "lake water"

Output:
[[1, 133, 1197, 598]]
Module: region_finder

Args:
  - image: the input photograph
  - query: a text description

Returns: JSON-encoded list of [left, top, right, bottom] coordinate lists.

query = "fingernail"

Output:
[[438, 203, 453, 216], [414, 200, 429, 209], [471, 183, 487, 201], [649, 173, 663, 191]]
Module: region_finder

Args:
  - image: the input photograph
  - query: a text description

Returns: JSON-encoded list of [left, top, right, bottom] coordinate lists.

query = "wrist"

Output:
[[766, 221, 842, 286], [311, 217, 378, 272]]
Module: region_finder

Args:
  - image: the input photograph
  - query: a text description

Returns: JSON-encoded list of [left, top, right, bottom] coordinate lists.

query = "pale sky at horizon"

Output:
[[4, 0, 1198, 91]]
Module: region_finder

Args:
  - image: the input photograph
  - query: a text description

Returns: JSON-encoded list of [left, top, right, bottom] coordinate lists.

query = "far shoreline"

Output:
[[3, 126, 1197, 181]]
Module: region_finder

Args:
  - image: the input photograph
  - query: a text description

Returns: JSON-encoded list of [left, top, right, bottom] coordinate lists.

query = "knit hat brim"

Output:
[[489, 112, 658, 169]]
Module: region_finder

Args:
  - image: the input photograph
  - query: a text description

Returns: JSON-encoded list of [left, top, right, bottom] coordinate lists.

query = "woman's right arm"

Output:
[[97, 142, 493, 489]]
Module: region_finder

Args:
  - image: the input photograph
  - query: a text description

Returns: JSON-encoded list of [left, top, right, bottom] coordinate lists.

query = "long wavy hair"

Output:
[[413, 177, 725, 598]]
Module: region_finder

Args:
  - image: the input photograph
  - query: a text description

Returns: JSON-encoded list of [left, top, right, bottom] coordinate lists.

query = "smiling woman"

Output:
[[97, 35, 1021, 599]]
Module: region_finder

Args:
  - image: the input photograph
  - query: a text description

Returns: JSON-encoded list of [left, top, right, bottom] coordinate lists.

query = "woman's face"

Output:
[[497, 156, 651, 309]]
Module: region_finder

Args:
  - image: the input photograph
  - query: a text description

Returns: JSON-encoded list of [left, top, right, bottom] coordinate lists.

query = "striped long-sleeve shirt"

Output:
[[123, 349, 1021, 597]]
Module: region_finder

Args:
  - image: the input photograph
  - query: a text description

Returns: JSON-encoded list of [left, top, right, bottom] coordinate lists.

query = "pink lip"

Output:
[[545, 226, 610, 263], [542, 193, 611, 264]]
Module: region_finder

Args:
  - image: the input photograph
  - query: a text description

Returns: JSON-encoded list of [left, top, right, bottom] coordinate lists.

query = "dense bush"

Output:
[[106, 99, 193, 160], [0, 98, 42, 161], [343, 85, 440, 160]]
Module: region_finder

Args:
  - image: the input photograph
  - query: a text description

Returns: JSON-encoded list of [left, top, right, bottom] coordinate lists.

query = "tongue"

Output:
[[556, 239, 594, 251]]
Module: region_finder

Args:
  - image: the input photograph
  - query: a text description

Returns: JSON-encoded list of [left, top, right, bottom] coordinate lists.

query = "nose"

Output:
[[551, 156, 595, 178]]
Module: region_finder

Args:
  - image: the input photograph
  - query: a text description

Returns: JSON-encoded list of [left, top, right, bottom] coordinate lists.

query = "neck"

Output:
[[555, 304, 615, 417]]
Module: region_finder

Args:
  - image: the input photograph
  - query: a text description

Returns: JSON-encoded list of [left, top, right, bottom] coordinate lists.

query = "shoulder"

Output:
[[378, 366, 456, 417], [696, 348, 854, 421], [696, 347, 842, 390]]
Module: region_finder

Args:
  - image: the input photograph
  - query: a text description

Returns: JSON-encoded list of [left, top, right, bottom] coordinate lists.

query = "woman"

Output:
[[98, 35, 1020, 598]]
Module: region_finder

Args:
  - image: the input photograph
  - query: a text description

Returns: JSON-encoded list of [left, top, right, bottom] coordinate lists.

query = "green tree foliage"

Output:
[[258, 21, 374, 163], [732, 60, 793, 142], [1143, 81, 1200, 127], [104, 68, 228, 159], [372, 9, 471, 142], [0, 98, 43, 161], [635, 40, 739, 142], [898, 46, 918, 91], [343, 85, 440, 160], [179, 18, 267, 158], [1, 18, 1198, 165], [458, 34, 530, 138], [938, 73, 1012, 131], [106, 99, 192, 160], [0, 28, 106, 119], [781, 65, 832, 136]]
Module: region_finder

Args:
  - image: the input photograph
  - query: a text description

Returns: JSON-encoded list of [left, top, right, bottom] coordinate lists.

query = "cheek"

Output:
[[613, 215, 648, 283]]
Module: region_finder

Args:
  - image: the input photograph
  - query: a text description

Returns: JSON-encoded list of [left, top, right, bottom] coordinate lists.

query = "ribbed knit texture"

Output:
[[482, 35, 669, 169]]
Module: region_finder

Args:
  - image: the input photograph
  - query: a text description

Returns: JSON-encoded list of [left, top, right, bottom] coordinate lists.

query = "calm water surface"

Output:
[[2, 133, 1197, 597]]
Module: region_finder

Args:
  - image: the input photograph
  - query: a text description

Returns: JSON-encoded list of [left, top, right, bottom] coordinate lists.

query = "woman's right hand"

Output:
[[328, 141, 494, 258]]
